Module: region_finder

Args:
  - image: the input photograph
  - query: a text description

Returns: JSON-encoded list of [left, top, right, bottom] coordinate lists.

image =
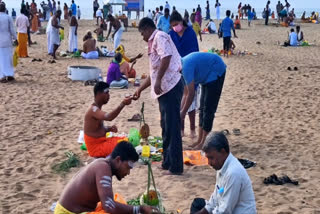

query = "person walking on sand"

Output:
[[134, 18, 184, 175], [93, 0, 99, 18], [190, 132, 256, 214], [215, 0, 221, 21], [265, 1, 271, 25], [16, 7, 29, 58], [0, 2, 18, 83], [68, 10, 78, 52], [221, 10, 237, 57]]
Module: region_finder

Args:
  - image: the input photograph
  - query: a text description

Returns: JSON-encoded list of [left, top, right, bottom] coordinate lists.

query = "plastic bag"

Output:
[[59, 29, 64, 41], [13, 49, 18, 67], [128, 128, 140, 147]]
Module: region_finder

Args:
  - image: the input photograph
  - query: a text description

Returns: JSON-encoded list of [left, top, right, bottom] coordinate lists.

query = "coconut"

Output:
[[140, 123, 150, 139]]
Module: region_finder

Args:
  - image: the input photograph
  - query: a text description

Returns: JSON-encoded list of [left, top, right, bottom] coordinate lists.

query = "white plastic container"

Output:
[[68, 66, 101, 81]]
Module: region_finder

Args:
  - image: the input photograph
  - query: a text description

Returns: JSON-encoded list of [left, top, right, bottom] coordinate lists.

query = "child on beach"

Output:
[[107, 53, 128, 89]]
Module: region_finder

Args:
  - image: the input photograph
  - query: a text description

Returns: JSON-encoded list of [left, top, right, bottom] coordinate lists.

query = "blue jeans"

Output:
[[158, 78, 184, 174]]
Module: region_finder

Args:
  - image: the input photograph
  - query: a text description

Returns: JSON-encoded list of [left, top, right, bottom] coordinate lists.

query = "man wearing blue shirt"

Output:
[[221, 10, 237, 57], [71, 0, 77, 16], [157, 8, 170, 33], [181, 52, 226, 150]]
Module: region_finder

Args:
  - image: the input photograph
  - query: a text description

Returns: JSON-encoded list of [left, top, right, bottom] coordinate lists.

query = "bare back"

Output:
[[84, 105, 106, 138], [83, 38, 97, 53], [111, 19, 121, 31], [59, 159, 113, 213]]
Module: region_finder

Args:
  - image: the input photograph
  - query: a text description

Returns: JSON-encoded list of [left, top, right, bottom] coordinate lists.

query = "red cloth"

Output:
[[84, 134, 125, 158]]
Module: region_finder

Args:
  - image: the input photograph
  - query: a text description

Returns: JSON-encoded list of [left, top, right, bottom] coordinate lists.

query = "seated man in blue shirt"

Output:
[[181, 52, 226, 149], [157, 8, 171, 33], [190, 132, 256, 214], [221, 10, 237, 57]]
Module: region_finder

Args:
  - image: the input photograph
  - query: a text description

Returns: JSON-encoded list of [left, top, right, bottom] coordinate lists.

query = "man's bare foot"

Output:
[[190, 142, 200, 148], [193, 144, 204, 150]]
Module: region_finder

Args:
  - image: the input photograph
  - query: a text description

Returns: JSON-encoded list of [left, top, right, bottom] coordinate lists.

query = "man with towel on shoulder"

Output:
[[50, 10, 64, 59], [84, 82, 132, 158], [190, 132, 256, 214], [55, 141, 159, 214]]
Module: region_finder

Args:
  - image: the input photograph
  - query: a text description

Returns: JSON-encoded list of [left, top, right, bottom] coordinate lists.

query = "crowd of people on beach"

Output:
[[0, 0, 318, 213]]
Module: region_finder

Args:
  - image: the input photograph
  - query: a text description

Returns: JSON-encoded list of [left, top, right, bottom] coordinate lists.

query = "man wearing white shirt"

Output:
[[96, 8, 102, 25], [15, 8, 30, 58], [147, 9, 153, 19], [191, 132, 256, 214], [165, 1, 170, 11], [0, 2, 18, 82]]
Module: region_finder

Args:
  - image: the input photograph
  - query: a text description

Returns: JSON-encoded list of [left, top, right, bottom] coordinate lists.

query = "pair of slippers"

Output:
[[263, 174, 299, 185], [128, 114, 142, 122], [238, 158, 256, 169], [31, 58, 42, 62], [222, 128, 241, 136], [287, 66, 298, 71], [84, 79, 98, 86], [0, 76, 15, 83], [48, 59, 56, 64]]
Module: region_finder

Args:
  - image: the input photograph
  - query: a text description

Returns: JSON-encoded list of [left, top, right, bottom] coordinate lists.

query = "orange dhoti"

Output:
[[17, 33, 28, 57], [31, 15, 39, 32], [84, 134, 125, 158]]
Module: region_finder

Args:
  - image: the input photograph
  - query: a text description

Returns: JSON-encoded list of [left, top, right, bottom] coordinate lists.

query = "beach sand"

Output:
[[0, 19, 320, 213]]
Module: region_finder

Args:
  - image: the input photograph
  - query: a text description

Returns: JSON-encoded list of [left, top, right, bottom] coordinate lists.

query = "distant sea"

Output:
[[3, 0, 319, 20]]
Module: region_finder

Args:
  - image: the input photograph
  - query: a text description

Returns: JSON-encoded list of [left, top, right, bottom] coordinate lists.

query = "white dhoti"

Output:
[[68, 26, 78, 52], [216, 7, 220, 20], [188, 87, 200, 113], [46, 17, 53, 54], [0, 47, 14, 78], [47, 33, 53, 54], [50, 26, 60, 47], [113, 27, 124, 50], [81, 51, 99, 59]]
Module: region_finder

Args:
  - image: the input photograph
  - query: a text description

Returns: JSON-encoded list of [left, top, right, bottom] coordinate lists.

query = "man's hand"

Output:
[[122, 97, 132, 105], [60, 26, 64, 30], [140, 205, 160, 214], [132, 89, 141, 100], [13, 40, 19, 46], [154, 80, 163, 95], [110, 125, 118, 132]]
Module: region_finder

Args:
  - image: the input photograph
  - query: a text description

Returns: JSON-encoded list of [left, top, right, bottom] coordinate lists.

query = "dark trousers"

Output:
[[265, 12, 269, 25], [223, 36, 231, 51], [199, 72, 226, 132], [158, 79, 184, 174], [94, 7, 98, 18], [190, 198, 206, 214]]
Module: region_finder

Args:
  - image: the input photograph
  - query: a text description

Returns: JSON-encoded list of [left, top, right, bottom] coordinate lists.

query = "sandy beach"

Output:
[[0, 18, 320, 213]]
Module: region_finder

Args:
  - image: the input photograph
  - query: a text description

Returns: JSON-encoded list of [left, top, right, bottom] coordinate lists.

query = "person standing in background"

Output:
[[77, 6, 81, 20], [206, 1, 210, 20], [63, 3, 68, 19], [221, 10, 237, 57], [57, 1, 61, 11], [165, 1, 170, 11], [16, 7, 29, 58], [0, 2, 18, 83], [12, 9, 16, 20], [68, 10, 78, 52], [93, 0, 99, 18], [265, 1, 270, 25], [71, 0, 77, 16], [52, 0, 56, 14], [215, 0, 221, 20]]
